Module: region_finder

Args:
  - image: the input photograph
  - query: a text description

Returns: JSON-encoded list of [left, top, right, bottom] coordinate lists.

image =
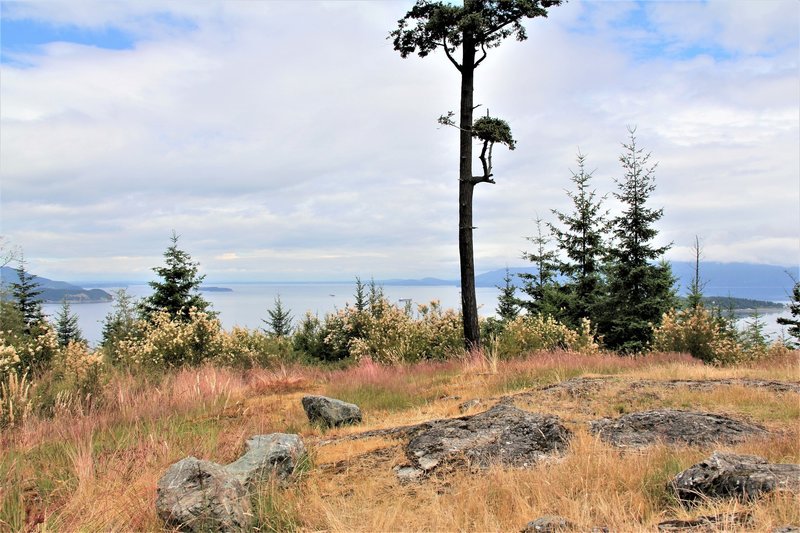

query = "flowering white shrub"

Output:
[[493, 314, 599, 358], [0, 343, 20, 383]]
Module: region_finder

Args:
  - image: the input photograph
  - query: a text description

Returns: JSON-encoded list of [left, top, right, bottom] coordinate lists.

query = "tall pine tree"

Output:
[[548, 151, 610, 328], [598, 128, 675, 352], [139, 232, 212, 322]]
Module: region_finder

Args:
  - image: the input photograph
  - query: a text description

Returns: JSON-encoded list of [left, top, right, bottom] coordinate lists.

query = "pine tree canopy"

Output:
[[140, 232, 212, 322]]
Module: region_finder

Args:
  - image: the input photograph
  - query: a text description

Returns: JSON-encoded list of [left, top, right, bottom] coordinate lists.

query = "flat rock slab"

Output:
[[671, 452, 800, 503], [589, 409, 766, 447], [403, 404, 571, 476], [156, 457, 252, 532], [302, 395, 362, 428], [226, 433, 306, 488]]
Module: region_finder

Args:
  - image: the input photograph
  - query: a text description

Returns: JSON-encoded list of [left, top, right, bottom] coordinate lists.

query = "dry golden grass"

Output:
[[1, 350, 798, 532]]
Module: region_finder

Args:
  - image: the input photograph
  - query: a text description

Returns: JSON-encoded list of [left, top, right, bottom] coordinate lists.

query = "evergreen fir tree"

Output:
[[55, 298, 83, 347], [263, 295, 294, 337], [353, 277, 368, 313], [10, 256, 44, 333], [685, 236, 707, 310], [518, 217, 562, 317], [777, 279, 800, 345], [101, 289, 138, 349], [139, 232, 212, 322], [495, 267, 519, 321], [548, 151, 610, 328], [598, 128, 676, 352]]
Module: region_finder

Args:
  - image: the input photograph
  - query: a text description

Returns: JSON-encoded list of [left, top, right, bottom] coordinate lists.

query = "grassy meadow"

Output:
[[1, 349, 798, 532]]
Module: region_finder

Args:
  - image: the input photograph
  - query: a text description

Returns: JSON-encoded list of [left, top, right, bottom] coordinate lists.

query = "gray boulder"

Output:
[[155, 457, 252, 532], [671, 452, 800, 503], [156, 433, 307, 531], [302, 395, 362, 428], [404, 404, 571, 476], [226, 433, 306, 488], [590, 409, 766, 447]]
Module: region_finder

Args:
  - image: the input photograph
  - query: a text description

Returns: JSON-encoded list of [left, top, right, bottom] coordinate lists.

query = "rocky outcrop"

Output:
[[399, 404, 571, 479], [156, 433, 306, 531], [302, 395, 362, 428], [590, 409, 766, 447], [671, 452, 800, 503], [156, 457, 252, 533]]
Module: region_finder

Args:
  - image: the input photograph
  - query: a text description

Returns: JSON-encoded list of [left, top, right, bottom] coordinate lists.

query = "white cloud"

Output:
[[1, 0, 798, 282]]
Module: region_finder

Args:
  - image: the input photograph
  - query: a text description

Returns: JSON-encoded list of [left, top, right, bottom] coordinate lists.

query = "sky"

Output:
[[0, 0, 798, 283]]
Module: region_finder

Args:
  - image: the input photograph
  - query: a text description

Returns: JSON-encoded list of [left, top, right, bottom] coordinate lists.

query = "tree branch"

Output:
[[440, 39, 462, 72], [474, 42, 488, 68], [473, 139, 495, 184]]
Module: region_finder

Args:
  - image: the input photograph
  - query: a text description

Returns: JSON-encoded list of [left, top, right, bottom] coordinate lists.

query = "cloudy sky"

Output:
[[1, 0, 798, 283]]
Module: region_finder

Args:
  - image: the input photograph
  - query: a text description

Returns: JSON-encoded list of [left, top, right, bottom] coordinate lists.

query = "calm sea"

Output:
[[43, 283, 792, 348], [42, 283, 502, 347]]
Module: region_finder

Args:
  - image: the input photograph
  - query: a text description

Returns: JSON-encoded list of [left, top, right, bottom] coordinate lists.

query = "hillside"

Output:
[[0, 266, 112, 303], [470, 262, 797, 301], [2, 352, 797, 531]]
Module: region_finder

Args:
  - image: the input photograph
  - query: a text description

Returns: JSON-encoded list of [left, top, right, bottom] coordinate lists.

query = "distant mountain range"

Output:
[[0, 266, 113, 303], [382, 261, 798, 302]]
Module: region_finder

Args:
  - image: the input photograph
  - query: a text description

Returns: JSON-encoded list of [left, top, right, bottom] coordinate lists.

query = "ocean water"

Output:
[[42, 283, 502, 347], [42, 283, 793, 349]]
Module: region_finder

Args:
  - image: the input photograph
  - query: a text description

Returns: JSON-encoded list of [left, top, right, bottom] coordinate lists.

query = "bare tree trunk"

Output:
[[459, 32, 479, 350]]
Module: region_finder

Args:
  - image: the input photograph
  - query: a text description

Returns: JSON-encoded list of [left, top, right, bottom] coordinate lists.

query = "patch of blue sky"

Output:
[[565, 1, 737, 63], [0, 18, 136, 65], [0, 10, 198, 65]]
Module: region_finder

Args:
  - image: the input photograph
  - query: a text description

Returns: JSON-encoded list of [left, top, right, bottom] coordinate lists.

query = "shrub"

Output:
[[215, 327, 296, 369], [653, 307, 718, 362], [0, 302, 59, 376], [653, 306, 779, 365], [349, 299, 463, 364], [111, 309, 227, 368], [493, 314, 599, 358]]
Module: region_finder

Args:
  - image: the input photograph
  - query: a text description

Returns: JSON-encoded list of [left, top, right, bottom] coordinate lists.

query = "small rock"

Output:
[[405, 404, 571, 475], [590, 409, 766, 447], [458, 398, 482, 413], [226, 433, 306, 488], [773, 526, 800, 533], [671, 452, 800, 503], [302, 395, 362, 428], [393, 465, 424, 483], [522, 515, 575, 532], [156, 457, 252, 532]]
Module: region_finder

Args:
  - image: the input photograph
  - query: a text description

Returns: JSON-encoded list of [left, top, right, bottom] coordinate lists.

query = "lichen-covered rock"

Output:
[[156, 457, 251, 532], [522, 515, 575, 532], [226, 433, 306, 488], [404, 404, 571, 474], [590, 409, 766, 447], [671, 452, 800, 503], [302, 395, 362, 428]]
